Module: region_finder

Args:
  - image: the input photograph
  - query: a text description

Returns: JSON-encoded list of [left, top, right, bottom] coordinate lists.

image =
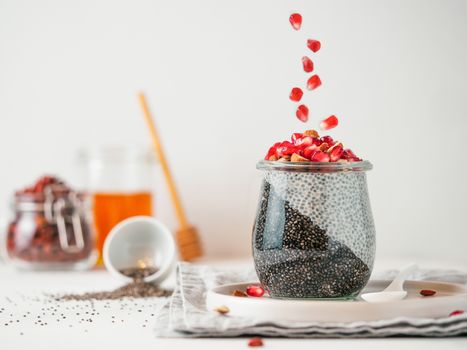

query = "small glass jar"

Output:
[[77, 147, 156, 265], [252, 160, 376, 299], [6, 187, 96, 270]]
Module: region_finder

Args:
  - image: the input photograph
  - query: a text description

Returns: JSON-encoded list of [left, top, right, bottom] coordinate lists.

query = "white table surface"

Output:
[[1, 256, 466, 350]]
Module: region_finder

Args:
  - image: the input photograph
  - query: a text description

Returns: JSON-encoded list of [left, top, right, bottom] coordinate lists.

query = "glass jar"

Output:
[[77, 147, 155, 265], [252, 160, 375, 299], [6, 188, 96, 270]]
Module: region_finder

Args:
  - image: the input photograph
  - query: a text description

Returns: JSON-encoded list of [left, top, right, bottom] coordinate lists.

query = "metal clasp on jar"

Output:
[[44, 189, 85, 253]]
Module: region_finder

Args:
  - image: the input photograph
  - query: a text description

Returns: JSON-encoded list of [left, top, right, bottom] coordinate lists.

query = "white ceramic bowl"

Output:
[[103, 216, 177, 284]]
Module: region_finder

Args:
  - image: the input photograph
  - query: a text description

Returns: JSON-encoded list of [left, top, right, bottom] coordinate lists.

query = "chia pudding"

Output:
[[253, 130, 375, 299]]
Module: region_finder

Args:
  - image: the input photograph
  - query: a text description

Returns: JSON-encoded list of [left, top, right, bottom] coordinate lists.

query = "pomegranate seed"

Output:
[[275, 141, 296, 158], [289, 87, 303, 102], [420, 289, 436, 297], [296, 104, 309, 122], [310, 151, 330, 162], [449, 310, 464, 317], [295, 136, 313, 147], [302, 56, 314, 73], [329, 144, 344, 162], [264, 142, 281, 160], [248, 337, 264, 347], [303, 144, 318, 159], [320, 115, 339, 130], [307, 75, 322, 90], [291, 133, 303, 143], [320, 136, 334, 145], [307, 39, 321, 52], [289, 13, 302, 30], [246, 285, 265, 297]]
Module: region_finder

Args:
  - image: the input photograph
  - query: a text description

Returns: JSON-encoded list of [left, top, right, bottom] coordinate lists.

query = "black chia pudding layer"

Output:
[[253, 181, 370, 299]]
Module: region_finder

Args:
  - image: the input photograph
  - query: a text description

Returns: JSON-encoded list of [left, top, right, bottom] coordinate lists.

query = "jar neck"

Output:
[[256, 160, 372, 173]]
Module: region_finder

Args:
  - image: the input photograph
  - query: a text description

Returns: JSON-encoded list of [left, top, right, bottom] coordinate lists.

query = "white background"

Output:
[[0, 0, 466, 264]]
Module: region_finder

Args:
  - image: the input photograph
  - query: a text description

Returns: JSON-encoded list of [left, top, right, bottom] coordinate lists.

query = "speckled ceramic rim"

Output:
[[257, 160, 373, 173]]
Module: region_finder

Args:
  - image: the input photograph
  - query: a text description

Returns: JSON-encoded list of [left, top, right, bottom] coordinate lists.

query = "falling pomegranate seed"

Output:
[[296, 104, 309, 122], [289, 87, 304, 102], [320, 115, 339, 130], [310, 150, 330, 162], [307, 39, 321, 52], [302, 56, 314, 73], [289, 13, 302, 30], [248, 337, 264, 347], [420, 289, 436, 297], [246, 285, 265, 297], [307, 75, 322, 90], [449, 310, 465, 317]]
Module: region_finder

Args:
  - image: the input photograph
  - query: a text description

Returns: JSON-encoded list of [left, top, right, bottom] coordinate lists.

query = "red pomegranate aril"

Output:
[[289, 13, 302, 30], [295, 136, 313, 147], [320, 115, 339, 130], [311, 150, 330, 162], [329, 145, 344, 162], [420, 289, 436, 297], [275, 141, 296, 158], [449, 310, 464, 317], [320, 135, 334, 145], [246, 285, 265, 297], [307, 39, 321, 52], [291, 133, 303, 143], [307, 75, 322, 90], [264, 142, 281, 160], [248, 337, 264, 347], [296, 104, 309, 122], [289, 87, 303, 102], [303, 144, 318, 159], [302, 56, 314, 73]]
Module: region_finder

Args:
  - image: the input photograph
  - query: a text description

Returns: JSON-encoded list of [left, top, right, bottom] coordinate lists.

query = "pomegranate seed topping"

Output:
[[449, 310, 464, 317], [328, 144, 344, 162], [291, 133, 303, 143], [246, 285, 265, 297], [302, 56, 314, 73], [275, 141, 296, 158], [307, 75, 322, 90], [296, 104, 309, 122], [320, 115, 339, 130], [320, 135, 334, 145], [289, 13, 302, 30], [310, 150, 330, 162], [303, 144, 318, 159], [307, 39, 321, 52], [297, 136, 313, 147], [420, 289, 436, 297], [248, 337, 264, 347], [264, 142, 281, 160], [289, 87, 304, 102]]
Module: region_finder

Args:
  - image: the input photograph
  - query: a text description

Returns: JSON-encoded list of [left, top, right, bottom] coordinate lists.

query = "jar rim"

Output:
[[256, 160, 373, 172]]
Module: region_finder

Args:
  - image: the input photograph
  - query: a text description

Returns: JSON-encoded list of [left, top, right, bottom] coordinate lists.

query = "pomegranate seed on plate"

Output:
[[246, 285, 265, 297], [248, 337, 264, 347], [420, 289, 436, 297], [307, 75, 322, 90], [310, 150, 330, 162], [289, 13, 302, 30], [302, 56, 314, 73], [320, 115, 339, 130], [449, 310, 464, 317], [289, 87, 303, 102], [296, 104, 309, 122], [307, 39, 321, 52]]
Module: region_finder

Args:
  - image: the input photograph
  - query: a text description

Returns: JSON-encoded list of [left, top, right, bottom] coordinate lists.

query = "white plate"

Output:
[[206, 280, 467, 323]]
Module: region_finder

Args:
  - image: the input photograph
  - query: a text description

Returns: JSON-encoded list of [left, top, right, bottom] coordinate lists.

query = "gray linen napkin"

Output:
[[154, 262, 467, 338]]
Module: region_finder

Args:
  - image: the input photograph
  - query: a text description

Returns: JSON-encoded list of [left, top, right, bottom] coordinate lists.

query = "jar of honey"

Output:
[[77, 147, 156, 265]]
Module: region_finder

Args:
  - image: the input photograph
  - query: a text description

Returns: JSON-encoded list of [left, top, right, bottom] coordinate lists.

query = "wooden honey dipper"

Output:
[[138, 92, 202, 261]]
